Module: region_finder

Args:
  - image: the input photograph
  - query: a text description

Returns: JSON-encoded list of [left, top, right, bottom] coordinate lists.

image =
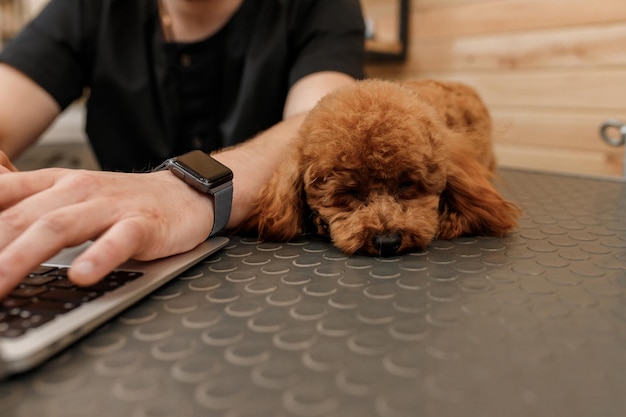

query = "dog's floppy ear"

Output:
[[236, 152, 306, 241], [437, 148, 521, 240]]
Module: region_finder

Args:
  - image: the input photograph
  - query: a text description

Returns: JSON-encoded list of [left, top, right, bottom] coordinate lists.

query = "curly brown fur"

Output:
[[236, 79, 521, 256]]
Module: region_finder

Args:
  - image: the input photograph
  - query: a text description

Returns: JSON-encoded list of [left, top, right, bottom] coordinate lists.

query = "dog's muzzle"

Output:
[[373, 232, 402, 257]]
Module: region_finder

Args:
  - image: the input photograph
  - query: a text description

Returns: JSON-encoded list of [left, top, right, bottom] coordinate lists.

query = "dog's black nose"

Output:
[[373, 232, 402, 257]]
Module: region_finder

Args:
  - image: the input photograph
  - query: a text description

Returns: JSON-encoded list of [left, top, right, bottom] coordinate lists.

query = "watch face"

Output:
[[173, 151, 233, 188]]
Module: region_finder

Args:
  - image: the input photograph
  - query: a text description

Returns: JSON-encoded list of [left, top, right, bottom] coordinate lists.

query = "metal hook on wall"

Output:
[[599, 119, 626, 177]]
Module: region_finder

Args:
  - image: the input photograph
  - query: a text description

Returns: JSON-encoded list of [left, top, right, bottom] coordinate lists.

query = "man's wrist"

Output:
[[154, 151, 233, 236]]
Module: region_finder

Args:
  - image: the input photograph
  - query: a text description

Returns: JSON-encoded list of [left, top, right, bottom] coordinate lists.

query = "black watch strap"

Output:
[[210, 182, 233, 237], [153, 151, 233, 237]]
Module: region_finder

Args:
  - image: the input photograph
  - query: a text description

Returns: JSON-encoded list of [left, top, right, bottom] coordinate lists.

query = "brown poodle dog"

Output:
[[236, 79, 520, 256]]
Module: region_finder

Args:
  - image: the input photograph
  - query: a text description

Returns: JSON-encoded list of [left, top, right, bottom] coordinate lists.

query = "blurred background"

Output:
[[2, 0, 625, 176]]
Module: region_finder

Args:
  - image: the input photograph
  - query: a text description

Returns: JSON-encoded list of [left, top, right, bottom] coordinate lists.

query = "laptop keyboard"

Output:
[[0, 266, 143, 338]]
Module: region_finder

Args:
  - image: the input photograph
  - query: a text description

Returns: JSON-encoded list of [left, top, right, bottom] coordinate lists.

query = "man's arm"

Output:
[[215, 70, 356, 227], [0, 63, 60, 160], [0, 70, 356, 297]]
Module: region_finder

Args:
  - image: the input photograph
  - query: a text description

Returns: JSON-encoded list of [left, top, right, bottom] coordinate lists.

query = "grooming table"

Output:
[[2, 168, 625, 417]]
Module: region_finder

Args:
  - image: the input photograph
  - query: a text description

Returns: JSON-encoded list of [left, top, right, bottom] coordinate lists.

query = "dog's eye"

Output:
[[398, 180, 415, 191], [397, 180, 420, 199], [341, 186, 365, 201]]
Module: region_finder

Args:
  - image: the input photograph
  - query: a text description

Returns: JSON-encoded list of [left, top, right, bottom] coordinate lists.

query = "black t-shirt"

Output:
[[0, 0, 365, 171]]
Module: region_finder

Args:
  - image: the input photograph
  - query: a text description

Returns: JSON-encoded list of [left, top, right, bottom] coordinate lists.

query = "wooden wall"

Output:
[[361, 0, 626, 177]]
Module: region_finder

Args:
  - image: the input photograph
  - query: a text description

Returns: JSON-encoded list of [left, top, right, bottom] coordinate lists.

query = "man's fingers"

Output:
[[0, 170, 95, 248], [0, 200, 114, 296], [69, 217, 152, 286], [0, 168, 61, 210]]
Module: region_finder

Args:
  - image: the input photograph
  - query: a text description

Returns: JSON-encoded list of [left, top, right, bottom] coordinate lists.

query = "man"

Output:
[[0, 0, 365, 297]]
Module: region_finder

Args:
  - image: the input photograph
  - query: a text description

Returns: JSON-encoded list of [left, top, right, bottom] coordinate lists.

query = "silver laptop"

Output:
[[0, 236, 229, 378]]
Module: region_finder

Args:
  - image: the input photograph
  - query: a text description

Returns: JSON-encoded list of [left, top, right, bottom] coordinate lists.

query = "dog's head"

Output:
[[298, 80, 449, 256], [240, 79, 519, 256]]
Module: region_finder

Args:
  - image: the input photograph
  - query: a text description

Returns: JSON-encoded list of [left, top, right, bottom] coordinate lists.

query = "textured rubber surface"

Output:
[[2, 169, 625, 417]]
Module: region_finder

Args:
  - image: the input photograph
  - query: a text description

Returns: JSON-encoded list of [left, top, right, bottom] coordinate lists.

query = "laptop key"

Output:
[[48, 277, 79, 289], [28, 265, 58, 276], [22, 300, 79, 316], [108, 270, 143, 282], [0, 326, 25, 338], [40, 289, 101, 303], [4, 315, 54, 337], [22, 274, 59, 286], [83, 279, 125, 292], [1, 297, 30, 310], [10, 286, 49, 299]]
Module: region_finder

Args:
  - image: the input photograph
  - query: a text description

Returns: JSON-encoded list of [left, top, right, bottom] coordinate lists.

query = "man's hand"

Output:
[[0, 168, 215, 297], [0, 70, 357, 299]]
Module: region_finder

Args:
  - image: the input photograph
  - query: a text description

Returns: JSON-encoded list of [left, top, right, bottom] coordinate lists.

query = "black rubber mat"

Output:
[[2, 169, 625, 417]]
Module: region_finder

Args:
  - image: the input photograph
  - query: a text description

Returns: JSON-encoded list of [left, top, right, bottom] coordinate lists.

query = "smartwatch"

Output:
[[154, 150, 233, 236]]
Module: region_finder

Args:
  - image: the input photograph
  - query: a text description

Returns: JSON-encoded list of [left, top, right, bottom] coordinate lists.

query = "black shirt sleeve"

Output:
[[288, 0, 366, 87]]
